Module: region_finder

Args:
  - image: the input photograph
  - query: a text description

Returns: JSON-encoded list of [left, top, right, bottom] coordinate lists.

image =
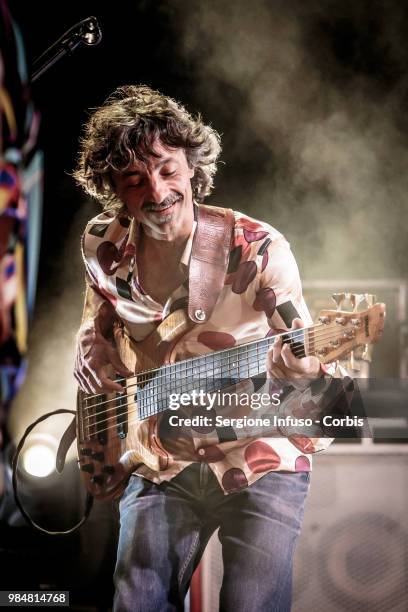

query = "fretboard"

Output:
[[136, 328, 307, 420]]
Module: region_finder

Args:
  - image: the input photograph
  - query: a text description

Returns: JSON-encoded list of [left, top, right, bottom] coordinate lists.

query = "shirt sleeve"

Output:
[[258, 236, 312, 329], [258, 236, 357, 453], [79, 233, 114, 328]]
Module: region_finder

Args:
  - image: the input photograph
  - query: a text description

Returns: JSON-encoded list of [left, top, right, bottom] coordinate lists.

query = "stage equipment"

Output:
[[31, 16, 102, 83], [195, 280, 407, 611], [22, 433, 57, 478], [199, 453, 408, 612]]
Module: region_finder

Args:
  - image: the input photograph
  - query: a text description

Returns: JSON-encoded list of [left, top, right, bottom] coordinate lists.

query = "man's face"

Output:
[[112, 140, 195, 241]]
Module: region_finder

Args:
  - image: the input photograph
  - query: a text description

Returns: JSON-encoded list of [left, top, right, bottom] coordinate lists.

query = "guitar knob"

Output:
[[102, 465, 115, 475], [91, 451, 105, 461], [91, 474, 105, 486], [80, 448, 92, 456], [81, 463, 94, 473]]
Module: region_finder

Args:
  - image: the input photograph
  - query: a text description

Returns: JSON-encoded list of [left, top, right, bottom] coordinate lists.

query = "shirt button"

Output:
[[198, 448, 206, 456]]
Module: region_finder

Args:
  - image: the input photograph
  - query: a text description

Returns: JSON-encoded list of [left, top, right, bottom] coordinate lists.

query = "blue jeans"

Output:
[[113, 464, 310, 612]]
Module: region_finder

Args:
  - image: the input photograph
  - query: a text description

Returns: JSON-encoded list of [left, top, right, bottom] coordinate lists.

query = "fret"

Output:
[[210, 352, 223, 379], [136, 336, 279, 420], [114, 325, 324, 423], [183, 358, 188, 394], [237, 348, 241, 381], [229, 353, 239, 380], [247, 341, 263, 378], [288, 329, 306, 358]]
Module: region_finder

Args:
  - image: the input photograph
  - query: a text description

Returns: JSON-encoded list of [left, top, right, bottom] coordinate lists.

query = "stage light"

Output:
[[21, 434, 58, 478]]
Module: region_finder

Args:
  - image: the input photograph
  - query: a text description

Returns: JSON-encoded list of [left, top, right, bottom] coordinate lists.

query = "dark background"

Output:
[[4, 0, 408, 608], [12, 0, 408, 293]]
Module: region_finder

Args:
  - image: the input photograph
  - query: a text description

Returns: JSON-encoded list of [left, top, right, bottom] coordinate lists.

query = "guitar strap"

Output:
[[188, 204, 235, 324]]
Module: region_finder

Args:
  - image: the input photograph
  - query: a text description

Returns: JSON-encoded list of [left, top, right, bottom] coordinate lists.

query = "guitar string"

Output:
[[81, 326, 351, 417], [83, 353, 340, 440], [81, 322, 350, 403], [81, 327, 352, 425], [85, 406, 268, 441], [82, 379, 300, 439], [81, 339, 327, 428], [83, 342, 345, 439], [81, 336, 328, 421], [80, 336, 308, 416], [80, 321, 334, 400], [82, 330, 348, 436]]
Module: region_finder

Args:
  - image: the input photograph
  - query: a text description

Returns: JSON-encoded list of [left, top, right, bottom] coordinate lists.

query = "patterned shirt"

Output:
[[81, 206, 346, 494]]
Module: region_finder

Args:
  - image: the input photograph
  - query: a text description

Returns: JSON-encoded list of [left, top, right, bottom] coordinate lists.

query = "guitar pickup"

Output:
[[96, 395, 108, 445]]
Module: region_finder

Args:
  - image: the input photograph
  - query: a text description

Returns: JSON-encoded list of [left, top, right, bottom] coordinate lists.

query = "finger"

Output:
[[280, 342, 302, 372], [80, 358, 104, 389], [74, 369, 92, 394], [78, 354, 106, 393], [107, 346, 133, 377], [99, 373, 127, 393], [74, 356, 96, 394], [78, 374, 97, 395], [84, 373, 99, 394], [268, 364, 287, 380], [266, 349, 282, 377], [272, 335, 282, 364], [291, 317, 305, 330]]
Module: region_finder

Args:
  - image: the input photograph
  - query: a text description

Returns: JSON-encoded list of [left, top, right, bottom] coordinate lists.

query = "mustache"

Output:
[[143, 193, 182, 210]]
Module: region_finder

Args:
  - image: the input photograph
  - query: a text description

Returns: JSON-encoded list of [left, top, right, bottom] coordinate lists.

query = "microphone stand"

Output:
[[31, 16, 102, 83]]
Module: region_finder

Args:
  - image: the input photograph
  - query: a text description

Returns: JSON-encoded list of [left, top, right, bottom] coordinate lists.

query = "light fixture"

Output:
[[21, 434, 58, 478]]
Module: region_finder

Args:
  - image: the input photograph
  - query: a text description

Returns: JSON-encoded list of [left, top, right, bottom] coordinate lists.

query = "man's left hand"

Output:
[[266, 318, 321, 380]]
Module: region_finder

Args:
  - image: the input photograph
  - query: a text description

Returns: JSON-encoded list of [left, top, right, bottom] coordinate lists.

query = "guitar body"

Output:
[[75, 301, 385, 500], [76, 309, 194, 500]]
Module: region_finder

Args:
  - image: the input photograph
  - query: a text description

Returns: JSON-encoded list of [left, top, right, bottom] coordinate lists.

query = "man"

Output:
[[73, 85, 343, 611]]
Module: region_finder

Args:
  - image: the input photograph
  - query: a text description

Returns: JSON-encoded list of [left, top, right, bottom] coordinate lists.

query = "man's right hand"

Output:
[[74, 321, 133, 394]]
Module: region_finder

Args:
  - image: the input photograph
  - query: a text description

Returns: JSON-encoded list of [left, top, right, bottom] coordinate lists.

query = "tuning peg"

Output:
[[364, 294, 376, 308], [332, 293, 346, 310], [348, 293, 365, 312]]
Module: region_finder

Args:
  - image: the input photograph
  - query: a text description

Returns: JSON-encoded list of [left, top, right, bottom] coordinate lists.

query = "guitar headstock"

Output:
[[313, 301, 386, 364]]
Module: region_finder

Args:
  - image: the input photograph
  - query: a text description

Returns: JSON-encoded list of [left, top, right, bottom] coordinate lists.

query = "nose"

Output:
[[145, 173, 169, 203]]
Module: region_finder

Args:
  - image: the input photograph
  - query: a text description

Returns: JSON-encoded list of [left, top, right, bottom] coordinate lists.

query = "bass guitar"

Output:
[[76, 302, 385, 499]]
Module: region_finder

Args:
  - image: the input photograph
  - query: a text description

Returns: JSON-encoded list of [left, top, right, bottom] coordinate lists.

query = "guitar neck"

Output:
[[136, 327, 311, 420]]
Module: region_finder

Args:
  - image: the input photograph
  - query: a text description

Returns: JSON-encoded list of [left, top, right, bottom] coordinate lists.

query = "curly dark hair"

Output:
[[73, 85, 222, 212]]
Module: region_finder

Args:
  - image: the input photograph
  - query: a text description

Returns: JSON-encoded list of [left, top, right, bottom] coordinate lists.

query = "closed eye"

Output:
[[126, 184, 141, 190]]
